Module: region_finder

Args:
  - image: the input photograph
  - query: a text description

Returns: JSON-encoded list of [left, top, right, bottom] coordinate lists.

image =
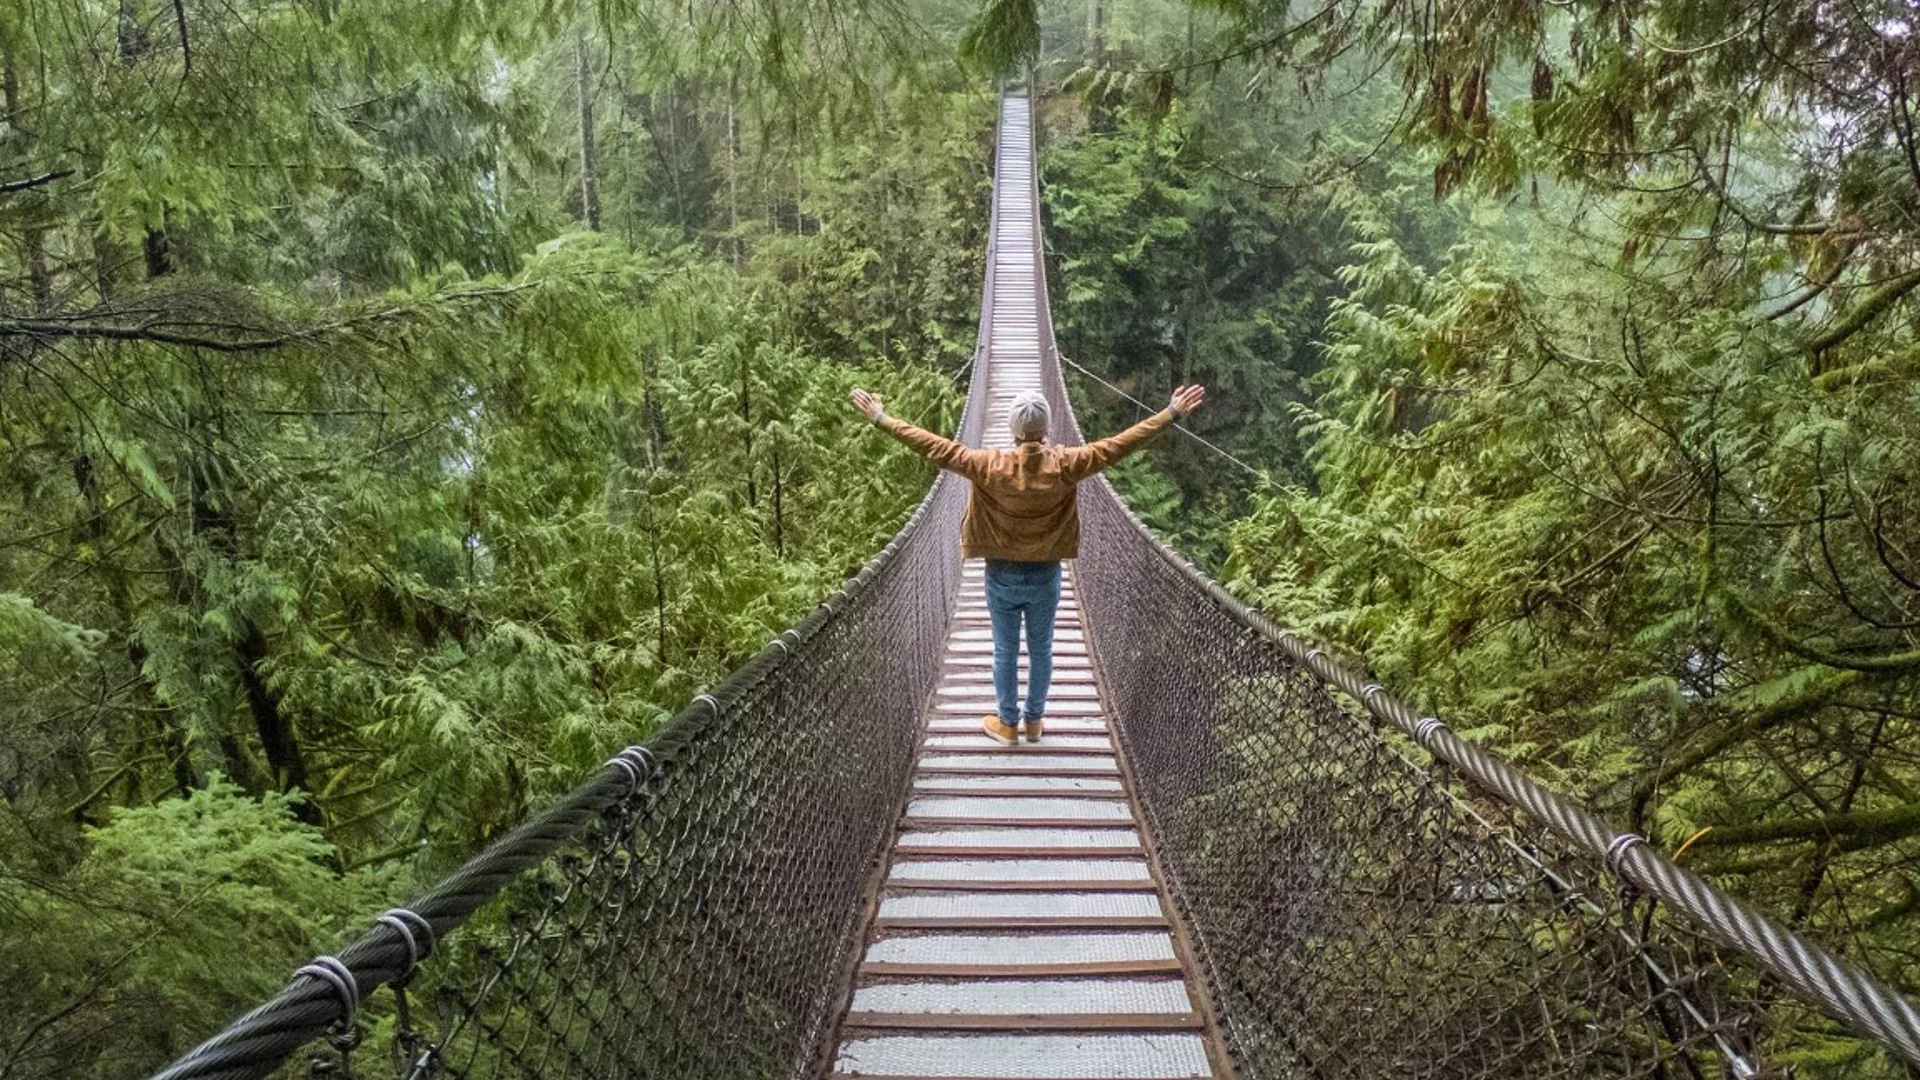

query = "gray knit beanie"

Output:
[[1008, 390, 1050, 442]]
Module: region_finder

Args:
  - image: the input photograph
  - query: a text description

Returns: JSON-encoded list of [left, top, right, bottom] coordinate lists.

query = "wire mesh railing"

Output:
[[150, 463, 972, 1080]]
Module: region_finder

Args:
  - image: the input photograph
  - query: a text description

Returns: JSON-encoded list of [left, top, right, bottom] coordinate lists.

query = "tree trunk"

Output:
[[71, 448, 199, 799], [186, 439, 320, 824], [638, 347, 667, 466], [2, 52, 52, 312], [233, 623, 315, 822], [740, 348, 756, 507], [575, 26, 602, 231], [726, 76, 742, 267], [144, 220, 172, 278], [647, 483, 668, 665], [771, 440, 785, 556], [116, 0, 175, 278]]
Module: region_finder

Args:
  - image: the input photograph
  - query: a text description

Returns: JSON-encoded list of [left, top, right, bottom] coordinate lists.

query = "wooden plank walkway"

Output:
[[827, 93, 1228, 1080]]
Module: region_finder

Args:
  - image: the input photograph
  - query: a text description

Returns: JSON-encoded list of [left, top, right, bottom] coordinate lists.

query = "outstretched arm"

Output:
[[850, 388, 990, 481], [1061, 384, 1206, 482]]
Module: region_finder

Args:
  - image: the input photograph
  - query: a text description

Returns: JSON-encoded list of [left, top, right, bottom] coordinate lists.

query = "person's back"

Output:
[[950, 432, 1125, 562], [969, 441, 1079, 529], [851, 383, 1206, 745]]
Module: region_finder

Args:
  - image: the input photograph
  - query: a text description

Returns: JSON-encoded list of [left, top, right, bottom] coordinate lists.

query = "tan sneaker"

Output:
[[982, 714, 1018, 746], [1024, 719, 1044, 744]]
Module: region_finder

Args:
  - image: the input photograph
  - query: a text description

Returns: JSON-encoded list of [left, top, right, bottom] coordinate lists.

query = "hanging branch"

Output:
[[1808, 266, 1920, 356], [0, 170, 73, 196], [173, 0, 191, 77], [0, 284, 534, 356]]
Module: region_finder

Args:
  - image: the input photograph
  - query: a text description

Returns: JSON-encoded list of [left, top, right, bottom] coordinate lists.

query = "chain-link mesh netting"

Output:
[[1071, 491, 1753, 1076], [388, 491, 963, 1080], [1044, 339, 1919, 1080]]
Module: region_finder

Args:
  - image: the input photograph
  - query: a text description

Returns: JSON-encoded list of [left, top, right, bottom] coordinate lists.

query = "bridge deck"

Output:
[[827, 95, 1227, 1080]]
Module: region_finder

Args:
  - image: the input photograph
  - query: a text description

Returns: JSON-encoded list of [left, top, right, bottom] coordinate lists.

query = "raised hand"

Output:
[[1169, 384, 1207, 418], [850, 388, 886, 423]]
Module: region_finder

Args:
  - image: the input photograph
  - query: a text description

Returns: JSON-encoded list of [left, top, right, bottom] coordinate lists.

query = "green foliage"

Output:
[[1038, 54, 1456, 560], [959, 0, 1041, 75], [1034, 0, 1920, 1068], [0, 0, 985, 1073], [1, 779, 383, 1078]]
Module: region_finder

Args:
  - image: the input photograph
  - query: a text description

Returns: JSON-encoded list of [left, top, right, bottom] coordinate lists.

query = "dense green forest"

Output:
[[5, 0, 1920, 1074], [1034, 0, 1920, 1070], [0, 0, 987, 1071]]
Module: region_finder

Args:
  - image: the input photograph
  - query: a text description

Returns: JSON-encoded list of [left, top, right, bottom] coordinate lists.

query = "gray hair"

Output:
[[1008, 390, 1050, 442]]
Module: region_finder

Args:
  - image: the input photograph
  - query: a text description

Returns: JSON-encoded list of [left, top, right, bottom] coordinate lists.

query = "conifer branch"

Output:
[[0, 169, 73, 196], [1809, 267, 1920, 356], [1690, 801, 1920, 854], [0, 284, 534, 355]]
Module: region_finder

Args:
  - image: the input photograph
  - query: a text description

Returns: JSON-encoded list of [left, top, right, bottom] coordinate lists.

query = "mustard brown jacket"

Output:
[[878, 408, 1177, 561]]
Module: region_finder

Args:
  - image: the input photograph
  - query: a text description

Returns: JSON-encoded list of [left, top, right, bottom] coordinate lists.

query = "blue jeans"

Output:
[[984, 559, 1061, 726]]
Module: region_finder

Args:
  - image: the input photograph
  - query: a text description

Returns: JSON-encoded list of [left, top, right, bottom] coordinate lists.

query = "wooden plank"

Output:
[[932, 702, 1106, 716], [906, 785, 1128, 800], [832, 1075, 1199, 1080], [875, 915, 1168, 931], [903, 816, 1135, 829], [946, 644, 1089, 655], [858, 958, 1185, 979], [915, 766, 1120, 779], [891, 845, 1143, 858], [841, 1012, 1204, 1032], [916, 743, 1116, 757], [884, 878, 1157, 893]]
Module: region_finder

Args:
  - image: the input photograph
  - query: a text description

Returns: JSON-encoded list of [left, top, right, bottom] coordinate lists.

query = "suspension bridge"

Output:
[[151, 91, 1920, 1080]]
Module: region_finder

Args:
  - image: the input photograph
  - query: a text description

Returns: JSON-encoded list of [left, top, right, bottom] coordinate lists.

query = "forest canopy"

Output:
[[1, 0, 988, 1071], [4, 0, 1920, 1075], [1036, 0, 1920, 1072]]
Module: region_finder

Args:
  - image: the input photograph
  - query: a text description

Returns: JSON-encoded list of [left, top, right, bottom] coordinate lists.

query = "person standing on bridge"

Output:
[[850, 383, 1206, 745]]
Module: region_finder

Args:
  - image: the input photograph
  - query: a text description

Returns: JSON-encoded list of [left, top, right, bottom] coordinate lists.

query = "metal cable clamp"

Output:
[[603, 746, 658, 799], [294, 956, 360, 1034], [375, 909, 435, 980]]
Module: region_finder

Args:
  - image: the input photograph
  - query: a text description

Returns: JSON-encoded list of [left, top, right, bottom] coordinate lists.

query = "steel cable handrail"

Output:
[[1086, 478, 1920, 1070], [149, 483, 963, 1080]]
